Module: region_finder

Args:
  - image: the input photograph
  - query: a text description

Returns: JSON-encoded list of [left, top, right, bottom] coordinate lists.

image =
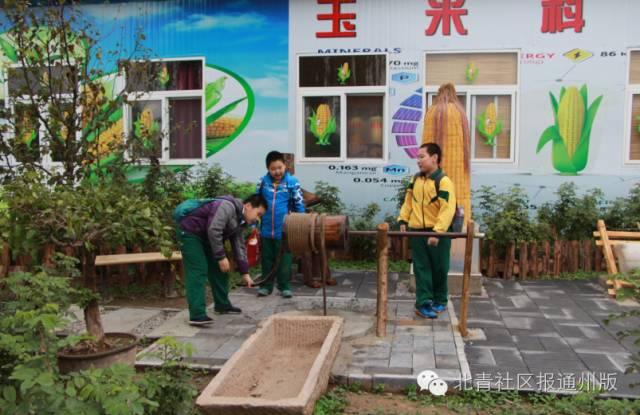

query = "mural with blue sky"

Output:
[[76, 0, 288, 134]]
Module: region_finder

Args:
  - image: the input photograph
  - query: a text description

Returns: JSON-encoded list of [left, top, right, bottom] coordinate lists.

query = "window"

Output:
[[122, 58, 204, 163], [625, 50, 640, 164], [4, 64, 77, 167], [297, 54, 387, 163], [425, 51, 519, 164]]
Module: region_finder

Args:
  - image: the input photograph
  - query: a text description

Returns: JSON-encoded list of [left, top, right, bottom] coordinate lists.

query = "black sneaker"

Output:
[[214, 304, 242, 314], [189, 316, 214, 326]]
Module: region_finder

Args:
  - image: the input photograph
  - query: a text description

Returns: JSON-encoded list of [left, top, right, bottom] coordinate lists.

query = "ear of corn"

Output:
[[537, 84, 603, 175], [466, 62, 478, 83], [207, 116, 242, 138], [476, 102, 502, 146], [557, 87, 584, 158], [337, 62, 351, 85], [307, 103, 336, 145]]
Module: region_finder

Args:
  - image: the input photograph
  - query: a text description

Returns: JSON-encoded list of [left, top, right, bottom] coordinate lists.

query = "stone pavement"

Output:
[[74, 270, 640, 398], [136, 270, 468, 391], [451, 278, 640, 398]]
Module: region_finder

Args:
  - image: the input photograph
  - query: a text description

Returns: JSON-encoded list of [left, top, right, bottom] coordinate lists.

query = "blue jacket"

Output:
[[257, 172, 305, 240]]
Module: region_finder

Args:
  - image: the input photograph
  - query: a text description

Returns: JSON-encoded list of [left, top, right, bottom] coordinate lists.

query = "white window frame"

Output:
[[4, 62, 80, 170], [624, 48, 640, 166], [296, 53, 389, 164], [122, 57, 206, 165], [423, 49, 520, 166]]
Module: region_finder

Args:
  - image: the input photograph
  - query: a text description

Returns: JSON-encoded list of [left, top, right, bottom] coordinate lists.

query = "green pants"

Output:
[[410, 230, 451, 308], [260, 237, 292, 293], [178, 230, 230, 319]]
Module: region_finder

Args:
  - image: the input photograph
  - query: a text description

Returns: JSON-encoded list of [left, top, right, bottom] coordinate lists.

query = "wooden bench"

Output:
[[95, 251, 183, 298], [593, 220, 638, 298]]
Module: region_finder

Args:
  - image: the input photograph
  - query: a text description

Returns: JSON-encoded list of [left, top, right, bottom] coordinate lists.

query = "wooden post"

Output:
[[595, 244, 603, 272], [376, 222, 389, 337], [42, 244, 56, 268], [459, 220, 475, 338], [0, 243, 9, 278], [320, 215, 328, 316], [553, 239, 562, 277], [543, 241, 550, 275], [570, 240, 580, 273], [504, 243, 515, 280], [530, 242, 539, 278], [519, 242, 528, 280], [487, 241, 497, 278], [597, 220, 618, 275], [583, 240, 592, 272]]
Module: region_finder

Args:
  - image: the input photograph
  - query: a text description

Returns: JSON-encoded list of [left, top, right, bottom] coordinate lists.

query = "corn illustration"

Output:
[[158, 64, 170, 86], [476, 102, 502, 146], [557, 87, 584, 159], [465, 62, 478, 83], [133, 107, 160, 152], [537, 85, 603, 175], [90, 120, 124, 158], [207, 116, 242, 138], [337, 62, 351, 85], [308, 103, 336, 145]]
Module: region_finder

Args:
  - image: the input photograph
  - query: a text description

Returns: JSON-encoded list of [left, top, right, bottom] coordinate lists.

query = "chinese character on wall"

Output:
[[316, 0, 357, 38], [425, 0, 468, 36], [541, 0, 585, 33]]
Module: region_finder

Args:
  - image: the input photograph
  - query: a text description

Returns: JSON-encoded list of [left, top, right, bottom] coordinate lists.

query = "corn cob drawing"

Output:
[[308, 103, 337, 146], [90, 120, 124, 158], [158, 64, 170, 86], [537, 85, 603, 175], [476, 102, 502, 146], [134, 108, 160, 150], [636, 115, 640, 135], [337, 62, 351, 85], [207, 116, 242, 138], [465, 62, 478, 83]]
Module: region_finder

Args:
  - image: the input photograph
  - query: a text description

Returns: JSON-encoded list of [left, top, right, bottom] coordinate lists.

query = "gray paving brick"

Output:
[[539, 337, 572, 352], [365, 366, 412, 376], [413, 335, 433, 349], [412, 352, 436, 371], [434, 341, 457, 356], [491, 348, 527, 369], [390, 351, 413, 369], [464, 346, 496, 366], [436, 354, 461, 370]]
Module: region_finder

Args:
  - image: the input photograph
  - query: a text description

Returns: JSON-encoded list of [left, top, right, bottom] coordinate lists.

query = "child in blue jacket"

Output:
[[256, 151, 305, 298]]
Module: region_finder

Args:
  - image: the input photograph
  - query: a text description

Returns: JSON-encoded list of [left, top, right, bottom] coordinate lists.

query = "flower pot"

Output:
[[57, 332, 138, 374]]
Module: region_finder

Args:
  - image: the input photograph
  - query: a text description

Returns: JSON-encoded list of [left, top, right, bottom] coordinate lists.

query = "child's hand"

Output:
[[400, 224, 407, 233], [242, 274, 254, 288], [428, 237, 439, 247], [218, 258, 230, 272]]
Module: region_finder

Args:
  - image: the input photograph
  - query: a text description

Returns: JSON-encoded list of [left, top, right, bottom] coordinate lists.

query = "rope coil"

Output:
[[285, 213, 318, 256]]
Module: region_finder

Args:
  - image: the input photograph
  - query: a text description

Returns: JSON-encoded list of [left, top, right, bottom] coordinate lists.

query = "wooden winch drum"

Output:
[[283, 213, 349, 256]]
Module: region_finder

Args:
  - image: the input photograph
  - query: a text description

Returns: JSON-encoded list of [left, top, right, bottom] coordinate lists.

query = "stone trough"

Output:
[[196, 315, 344, 415]]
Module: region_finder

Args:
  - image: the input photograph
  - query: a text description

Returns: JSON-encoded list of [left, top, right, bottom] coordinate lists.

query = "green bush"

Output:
[[186, 163, 256, 200], [475, 185, 537, 248], [602, 183, 640, 230], [0, 266, 198, 415], [536, 183, 605, 240], [347, 203, 380, 260], [311, 181, 345, 215]]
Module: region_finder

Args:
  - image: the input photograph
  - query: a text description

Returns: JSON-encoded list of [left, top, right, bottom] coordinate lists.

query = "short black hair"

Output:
[[420, 142, 442, 164], [266, 151, 285, 168], [244, 193, 268, 209]]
